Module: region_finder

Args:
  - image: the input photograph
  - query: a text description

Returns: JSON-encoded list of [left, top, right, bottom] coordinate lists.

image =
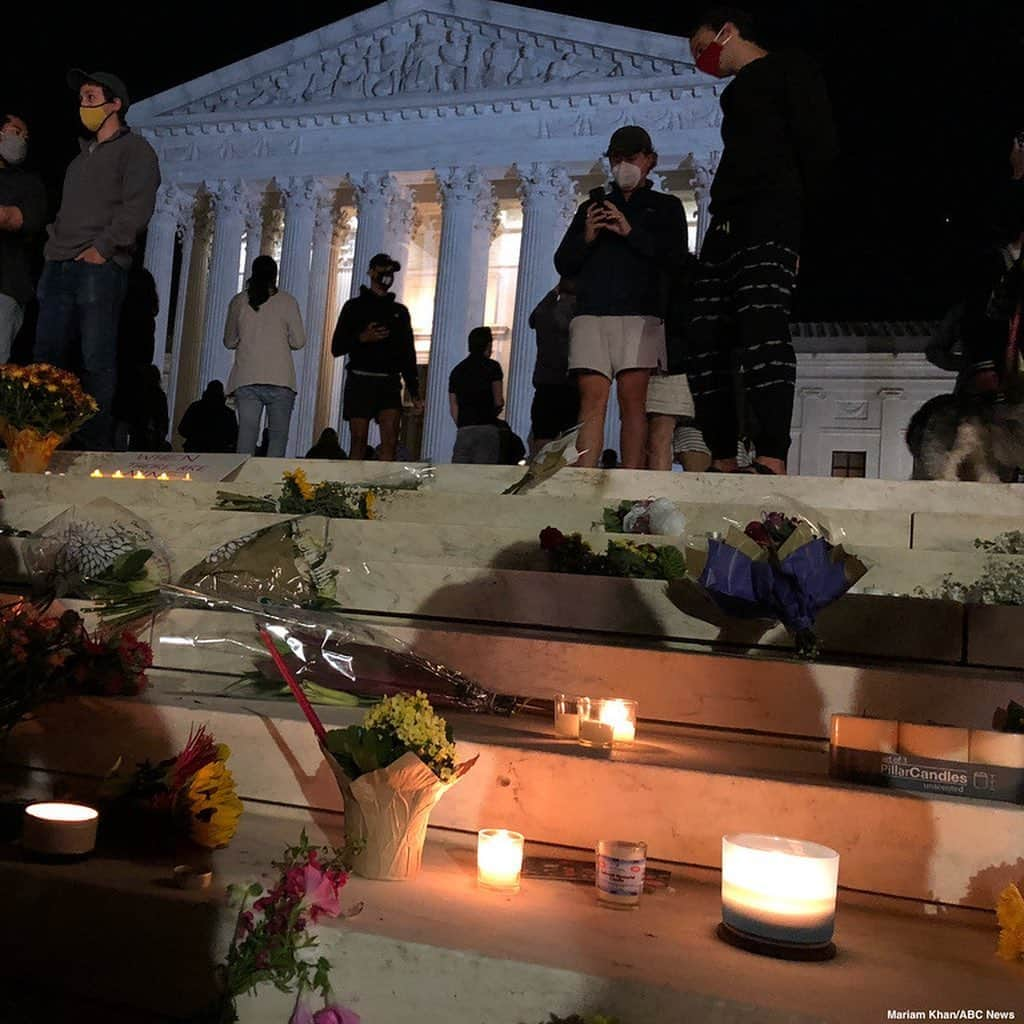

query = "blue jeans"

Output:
[[0, 294, 24, 364], [34, 259, 128, 451], [235, 384, 295, 458]]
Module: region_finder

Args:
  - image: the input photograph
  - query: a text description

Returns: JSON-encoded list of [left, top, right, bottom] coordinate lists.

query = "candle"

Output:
[[596, 839, 647, 910], [133, 471, 145, 479], [111, 469, 124, 479], [184, 473, 192, 481], [969, 729, 1024, 768], [553, 693, 581, 738], [157, 472, 170, 481], [830, 714, 898, 753], [721, 834, 839, 949], [477, 829, 524, 892], [90, 469, 103, 478], [898, 723, 969, 762], [22, 802, 99, 859], [578, 698, 637, 749]]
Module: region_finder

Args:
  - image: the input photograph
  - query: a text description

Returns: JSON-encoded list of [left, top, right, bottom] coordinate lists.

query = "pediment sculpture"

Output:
[[171, 13, 690, 115]]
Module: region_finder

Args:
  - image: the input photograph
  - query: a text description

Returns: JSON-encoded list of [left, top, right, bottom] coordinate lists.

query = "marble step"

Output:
[[9, 683, 1022, 908], [0, 801, 1012, 1024], [912, 511, 1024, 552], [150, 609, 1022, 737]]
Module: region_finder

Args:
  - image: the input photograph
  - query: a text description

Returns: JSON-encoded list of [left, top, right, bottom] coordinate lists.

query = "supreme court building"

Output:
[[132, 0, 952, 476]]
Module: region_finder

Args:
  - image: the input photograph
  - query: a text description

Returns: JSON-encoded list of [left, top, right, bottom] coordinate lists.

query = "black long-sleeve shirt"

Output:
[[554, 183, 687, 318], [0, 164, 47, 304], [711, 50, 838, 243], [330, 286, 420, 398]]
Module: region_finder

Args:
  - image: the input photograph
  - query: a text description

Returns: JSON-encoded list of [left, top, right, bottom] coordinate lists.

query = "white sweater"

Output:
[[223, 290, 306, 394]]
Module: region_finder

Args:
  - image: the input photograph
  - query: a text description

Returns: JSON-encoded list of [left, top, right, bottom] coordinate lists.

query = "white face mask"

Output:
[[612, 161, 643, 191], [0, 134, 27, 165]]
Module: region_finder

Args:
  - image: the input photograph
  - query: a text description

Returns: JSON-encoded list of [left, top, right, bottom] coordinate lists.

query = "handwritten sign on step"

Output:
[[92, 452, 249, 483]]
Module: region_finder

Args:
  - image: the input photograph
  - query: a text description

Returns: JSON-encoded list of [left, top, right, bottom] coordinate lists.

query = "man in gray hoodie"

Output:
[[34, 70, 160, 450]]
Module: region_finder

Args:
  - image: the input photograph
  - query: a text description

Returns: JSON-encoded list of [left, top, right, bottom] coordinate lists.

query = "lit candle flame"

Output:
[[184, 473, 191, 481], [90, 469, 103, 478], [599, 699, 636, 743], [111, 470, 124, 479], [133, 471, 145, 480], [157, 472, 169, 481]]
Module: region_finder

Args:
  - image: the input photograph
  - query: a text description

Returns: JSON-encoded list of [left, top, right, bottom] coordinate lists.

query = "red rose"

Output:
[[744, 522, 774, 549], [539, 527, 565, 551]]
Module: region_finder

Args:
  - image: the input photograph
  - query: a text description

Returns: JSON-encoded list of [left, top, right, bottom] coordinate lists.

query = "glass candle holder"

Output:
[[477, 829, 524, 892], [578, 698, 638, 748], [720, 833, 840, 960], [553, 693, 582, 738], [595, 839, 647, 909]]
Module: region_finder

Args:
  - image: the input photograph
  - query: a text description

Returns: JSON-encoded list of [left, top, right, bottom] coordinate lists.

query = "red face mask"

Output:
[[695, 28, 732, 77]]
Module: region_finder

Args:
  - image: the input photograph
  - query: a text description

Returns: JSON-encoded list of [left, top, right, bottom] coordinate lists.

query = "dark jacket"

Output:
[[45, 127, 161, 268], [554, 183, 687, 319], [529, 288, 576, 388], [0, 164, 47, 304], [178, 396, 239, 453], [330, 287, 419, 398], [710, 50, 838, 243]]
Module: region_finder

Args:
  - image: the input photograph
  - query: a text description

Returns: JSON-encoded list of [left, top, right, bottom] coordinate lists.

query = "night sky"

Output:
[[7, 1, 1024, 322]]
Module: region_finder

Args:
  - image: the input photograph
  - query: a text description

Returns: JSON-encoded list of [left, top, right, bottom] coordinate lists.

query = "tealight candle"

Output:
[[477, 829, 524, 892], [553, 693, 581, 738], [111, 470, 125, 479], [578, 698, 637, 749], [22, 802, 99, 859], [90, 469, 103, 478], [719, 833, 839, 960]]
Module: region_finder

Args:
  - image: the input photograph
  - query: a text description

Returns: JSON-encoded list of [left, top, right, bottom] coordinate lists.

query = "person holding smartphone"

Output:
[[331, 253, 422, 461], [554, 126, 687, 469]]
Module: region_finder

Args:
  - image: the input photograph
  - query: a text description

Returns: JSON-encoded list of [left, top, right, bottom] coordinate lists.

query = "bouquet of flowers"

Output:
[[686, 503, 867, 659], [0, 363, 97, 472], [503, 426, 583, 495], [602, 498, 686, 537], [0, 599, 151, 735], [320, 692, 476, 879], [216, 831, 360, 1024], [540, 527, 686, 582], [104, 724, 243, 849]]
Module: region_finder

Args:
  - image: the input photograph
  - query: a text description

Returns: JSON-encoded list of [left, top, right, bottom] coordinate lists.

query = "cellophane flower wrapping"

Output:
[[685, 498, 868, 658]]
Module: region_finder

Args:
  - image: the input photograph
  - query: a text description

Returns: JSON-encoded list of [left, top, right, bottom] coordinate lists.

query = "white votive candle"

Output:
[[578, 698, 638, 749], [553, 693, 581, 738], [23, 802, 99, 858], [596, 839, 647, 910], [721, 834, 839, 946], [477, 829, 524, 892]]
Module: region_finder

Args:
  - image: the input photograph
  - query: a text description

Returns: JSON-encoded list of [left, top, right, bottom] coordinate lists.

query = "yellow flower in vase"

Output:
[[182, 759, 244, 848], [997, 883, 1024, 962]]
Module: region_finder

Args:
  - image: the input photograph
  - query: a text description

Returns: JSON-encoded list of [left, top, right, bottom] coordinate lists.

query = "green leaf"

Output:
[[657, 544, 687, 581], [109, 548, 153, 582], [602, 507, 624, 532]]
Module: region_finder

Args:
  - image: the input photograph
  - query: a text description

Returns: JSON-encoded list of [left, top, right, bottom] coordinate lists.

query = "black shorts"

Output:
[[530, 381, 579, 440], [343, 374, 403, 422]]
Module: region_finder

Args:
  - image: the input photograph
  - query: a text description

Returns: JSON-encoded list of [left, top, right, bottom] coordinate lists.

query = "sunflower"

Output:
[[283, 467, 315, 502], [997, 883, 1024, 962], [182, 759, 244, 848]]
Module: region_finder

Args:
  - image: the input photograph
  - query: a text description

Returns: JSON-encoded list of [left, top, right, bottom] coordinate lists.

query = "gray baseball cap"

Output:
[[67, 69, 130, 110]]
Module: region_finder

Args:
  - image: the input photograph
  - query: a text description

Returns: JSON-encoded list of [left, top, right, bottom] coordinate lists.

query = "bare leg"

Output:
[[681, 450, 712, 473], [646, 413, 676, 471], [616, 368, 651, 470], [755, 455, 787, 475], [349, 418, 370, 461], [377, 408, 401, 461], [576, 372, 611, 468]]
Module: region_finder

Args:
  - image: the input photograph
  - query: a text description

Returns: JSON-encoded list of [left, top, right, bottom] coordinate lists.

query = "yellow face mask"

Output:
[[79, 104, 111, 133]]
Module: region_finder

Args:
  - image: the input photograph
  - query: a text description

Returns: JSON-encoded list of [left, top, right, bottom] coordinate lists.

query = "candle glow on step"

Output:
[[22, 802, 99, 857], [721, 834, 839, 946], [578, 697, 637, 748], [477, 829, 524, 892]]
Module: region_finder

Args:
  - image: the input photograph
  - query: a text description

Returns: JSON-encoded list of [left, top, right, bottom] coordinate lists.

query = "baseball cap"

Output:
[[605, 126, 654, 158], [67, 69, 130, 110], [369, 253, 401, 273]]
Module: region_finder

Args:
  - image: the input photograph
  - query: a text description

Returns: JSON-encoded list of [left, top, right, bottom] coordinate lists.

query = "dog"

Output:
[[906, 393, 1024, 482]]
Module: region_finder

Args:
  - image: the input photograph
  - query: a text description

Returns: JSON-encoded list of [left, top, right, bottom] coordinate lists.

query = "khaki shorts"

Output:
[[568, 315, 666, 380], [646, 372, 695, 418]]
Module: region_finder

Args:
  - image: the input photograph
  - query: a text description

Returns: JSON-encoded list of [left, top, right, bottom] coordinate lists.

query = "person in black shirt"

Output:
[[178, 379, 238, 453], [687, 7, 838, 475], [528, 277, 578, 453], [0, 113, 47, 363], [555, 126, 687, 469], [331, 253, 421, 461], [305, 427, 348, 460], [448, 326, 505, 464]]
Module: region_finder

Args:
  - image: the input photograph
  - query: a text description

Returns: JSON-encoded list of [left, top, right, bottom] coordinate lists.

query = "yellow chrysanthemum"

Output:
[[184, 760, 243, 849], [997, 883, 1024, 962], [364, 490, 377, 520], [284, 467, 315, 502]]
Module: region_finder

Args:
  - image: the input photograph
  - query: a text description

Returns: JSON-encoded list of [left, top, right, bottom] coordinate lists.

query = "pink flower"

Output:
[[314, 1005, 361, 1024], [299, 864, 344, 921], [289, 992, 316, 1024]]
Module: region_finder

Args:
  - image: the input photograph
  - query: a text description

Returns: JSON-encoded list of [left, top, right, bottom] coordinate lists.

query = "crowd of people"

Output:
[[3, 8, 1016, 471]]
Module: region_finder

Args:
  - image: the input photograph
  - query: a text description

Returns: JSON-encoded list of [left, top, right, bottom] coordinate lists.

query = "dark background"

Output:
[[6, 1, 1024, 322]]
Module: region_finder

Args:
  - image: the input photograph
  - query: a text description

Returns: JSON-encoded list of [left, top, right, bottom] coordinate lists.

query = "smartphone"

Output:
[[588, 186, 608, 207]]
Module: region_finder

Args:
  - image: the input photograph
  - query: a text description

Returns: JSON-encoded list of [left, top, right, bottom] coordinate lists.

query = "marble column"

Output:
[[199, 179, 251, 390], [278, 176, 328, 456], [318, 214, 354, 438], [421, 166, 495, 463], [505, 163, 576, 442], [293, 186, 338, 457], [143, 184, 189, 379], [879, 387, 910, 481], [692, 152, 719, 254], [169, 196, 212, 443], [385, 184, 416, 305], [243, 186, 268, 272]]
